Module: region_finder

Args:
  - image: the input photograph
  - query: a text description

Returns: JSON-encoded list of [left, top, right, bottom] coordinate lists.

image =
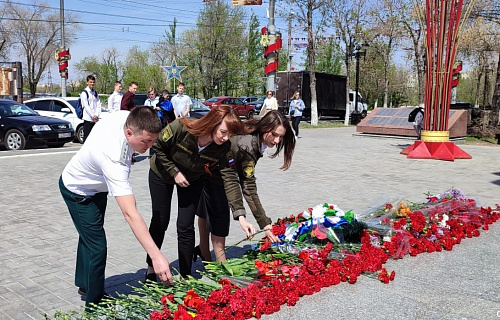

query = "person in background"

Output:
[[107, 81, 123, 112], [155, 90, 175, 127], [195, 110, 296, 262], [288, 91, 305, 138], [81, 75, 102, 143], [259, 90, 278, 117], [145, 105, 255, 280], [171, 82, 191, 118], [121, 82, 138, 111], [413, 107, 424, 140], [144, 87, 159, 109], [59, 107, 173, 309]]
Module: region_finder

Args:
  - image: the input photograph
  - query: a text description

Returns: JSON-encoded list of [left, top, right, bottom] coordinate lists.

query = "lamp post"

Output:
[[60, 0, 67, 97], [351, 42, 369, 125]]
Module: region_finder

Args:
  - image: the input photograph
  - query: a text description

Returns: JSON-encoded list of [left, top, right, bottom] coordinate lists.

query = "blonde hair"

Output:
[[147, 86, 157, 95]]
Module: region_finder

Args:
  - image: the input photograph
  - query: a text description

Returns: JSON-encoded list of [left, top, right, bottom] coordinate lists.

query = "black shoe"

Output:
[[145, 271, 157, 283], [193, 245, 209, 262], [78, 287, 110, 297]]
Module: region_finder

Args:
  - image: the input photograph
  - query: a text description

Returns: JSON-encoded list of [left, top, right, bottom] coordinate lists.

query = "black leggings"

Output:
[[291, 116, 301, 136], [147, 169, 203, 277]]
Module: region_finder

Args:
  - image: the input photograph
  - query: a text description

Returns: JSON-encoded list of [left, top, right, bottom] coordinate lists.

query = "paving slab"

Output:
[[0, 127, 499, 319]]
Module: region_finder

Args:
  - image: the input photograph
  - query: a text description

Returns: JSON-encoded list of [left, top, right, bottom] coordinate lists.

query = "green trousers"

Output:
[[59, 176, 108, 307]]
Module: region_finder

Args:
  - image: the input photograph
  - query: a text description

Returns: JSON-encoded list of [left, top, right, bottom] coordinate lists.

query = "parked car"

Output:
[[133, 93, 148, 107], [0, 99, 74, 150], [450, 102, 474, 109], [248, 96, 266, 113], [203, 96, 255, 119], [190, 97, 211, 118], [24, 96, 110, 144], [239, 96, 259, 104]]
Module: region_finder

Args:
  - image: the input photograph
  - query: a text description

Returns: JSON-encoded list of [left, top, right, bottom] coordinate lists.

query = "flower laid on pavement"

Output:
[[47, 188, 500, 320]]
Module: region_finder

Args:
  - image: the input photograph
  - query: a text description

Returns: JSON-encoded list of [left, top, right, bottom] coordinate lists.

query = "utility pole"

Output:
[[286, 11, 294, 109], [266, 0, 276, 92], [60, 0, 67, 97]]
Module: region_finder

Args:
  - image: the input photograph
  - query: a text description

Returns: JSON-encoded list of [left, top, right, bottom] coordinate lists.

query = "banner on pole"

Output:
[[231, 0, 262, 5]]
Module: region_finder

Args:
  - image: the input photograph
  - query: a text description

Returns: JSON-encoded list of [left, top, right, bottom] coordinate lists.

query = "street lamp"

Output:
[[351, 42, 369, 125]]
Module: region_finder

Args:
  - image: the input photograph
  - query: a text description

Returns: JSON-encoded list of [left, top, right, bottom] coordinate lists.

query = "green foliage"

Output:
[[313, 39, 343, 75], [122, 46, 167, 93]]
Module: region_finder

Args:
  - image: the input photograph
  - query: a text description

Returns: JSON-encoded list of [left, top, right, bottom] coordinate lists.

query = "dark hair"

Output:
[[114, 81, 122, 86], [243, 110, 295, 170], [129, 81, 138, 87], [178, 82, 185, 87], [125, 106, 162, 134], [180, 105, 243, 137], [86, 75, 96, 82]]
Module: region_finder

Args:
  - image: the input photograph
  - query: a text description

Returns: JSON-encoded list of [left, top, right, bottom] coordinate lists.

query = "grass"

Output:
[[299, 120, 352, 129], [465, 136, 498, 144]]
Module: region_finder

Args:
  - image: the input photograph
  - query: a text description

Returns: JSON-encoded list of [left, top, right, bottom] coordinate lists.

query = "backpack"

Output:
[[408, 107, 422, 122], [76, 90, 98, 119]]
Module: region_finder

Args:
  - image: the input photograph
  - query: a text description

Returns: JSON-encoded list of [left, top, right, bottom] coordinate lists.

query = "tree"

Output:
[[0, 5, 11, 59], [3, 1, 78, 97], [244, 13, 266, 95], [281, 0, 328, 126], [74, 47, 121, 94], [313, 38, 343, 75], [326, 0, 369, 125], [122, 46, 165, 92], [191, 1, 247, 99], [368, 0, 407, 108], [470, 0, 500, 126]]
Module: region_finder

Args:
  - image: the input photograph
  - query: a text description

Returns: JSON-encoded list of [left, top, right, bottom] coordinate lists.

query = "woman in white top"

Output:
[[259, 90, 278, 116], [107, 81, 123, 112]]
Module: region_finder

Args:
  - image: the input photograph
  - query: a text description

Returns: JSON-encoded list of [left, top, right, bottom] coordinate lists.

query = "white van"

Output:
[[24, 96, 109, 143], [349, 90, 368, 117]]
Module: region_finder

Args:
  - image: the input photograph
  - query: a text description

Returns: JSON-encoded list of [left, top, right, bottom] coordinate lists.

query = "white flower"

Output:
[[439, 213, 449, 228], [311, 204, 327, 219]]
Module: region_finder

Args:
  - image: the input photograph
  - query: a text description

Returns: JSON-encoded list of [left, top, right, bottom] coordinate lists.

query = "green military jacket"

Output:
[[230, 134, 272, 229], [150, 120, 246, 219]]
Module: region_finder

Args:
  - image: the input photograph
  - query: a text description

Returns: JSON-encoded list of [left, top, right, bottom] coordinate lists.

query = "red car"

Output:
[[203, 96, 255, 119]]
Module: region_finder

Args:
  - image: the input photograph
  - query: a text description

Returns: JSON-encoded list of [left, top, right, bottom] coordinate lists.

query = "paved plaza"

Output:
[[1, 126, 500, 319]]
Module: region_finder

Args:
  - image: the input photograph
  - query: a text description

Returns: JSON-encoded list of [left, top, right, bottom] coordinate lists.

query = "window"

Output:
[[53, 101, 69, 113], [30, 100, 52, 111]]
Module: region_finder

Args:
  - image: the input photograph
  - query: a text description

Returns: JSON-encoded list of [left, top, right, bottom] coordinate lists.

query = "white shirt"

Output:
[[171, 94, 191, 117], [108, 91, 123, 112], [263, 97, 278, 110], [61, 111, 134, 197], [81, 86, 102, 121], [413, 110, 423, 126], [144, 97, 159, 108]]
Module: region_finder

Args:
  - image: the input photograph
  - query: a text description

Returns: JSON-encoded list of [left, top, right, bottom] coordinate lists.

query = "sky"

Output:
[[5, 0, 305, 86]]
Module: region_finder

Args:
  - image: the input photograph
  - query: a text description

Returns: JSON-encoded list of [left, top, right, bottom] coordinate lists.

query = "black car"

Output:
[[0, 99, 74, 150], [133, 93, 148, 107]]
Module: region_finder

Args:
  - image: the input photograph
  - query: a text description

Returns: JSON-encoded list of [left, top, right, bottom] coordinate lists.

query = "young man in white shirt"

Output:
[[81, 75, 102, 142], [59, 107, 173, 309], [144, 86, 159, 108], [107, 81, 123, 112], [171, 82, 191, 118]]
